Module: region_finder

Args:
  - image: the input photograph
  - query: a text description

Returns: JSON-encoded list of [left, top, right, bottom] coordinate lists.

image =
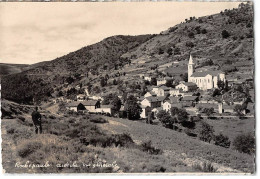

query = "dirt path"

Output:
[[99, 117, 244, 173]]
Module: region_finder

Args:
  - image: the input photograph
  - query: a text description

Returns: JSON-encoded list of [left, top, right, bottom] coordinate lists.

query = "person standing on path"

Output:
[[31, 106, 42, 134]]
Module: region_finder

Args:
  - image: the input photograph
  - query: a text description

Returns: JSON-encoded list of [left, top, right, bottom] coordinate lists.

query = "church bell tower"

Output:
[[188, 54, 194, 82]]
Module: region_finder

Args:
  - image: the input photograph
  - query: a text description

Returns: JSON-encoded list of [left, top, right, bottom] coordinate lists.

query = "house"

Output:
[[66, 101, 79, 112], [66, 101, 87, 112], [81, 100, 101, 113], [144, 74, 152, 81], [169, 89, 180, 96], [164, 96, 181, 103], [181, 96, 199, 107], [218, 103, 246, 114], [140, 106, 152, 118], [141, 96, 166, 108], [96, 105, 115, 115], [144, 91, 157, 98], [152, 86, 160, 95], [157, 86, 171, 96], [76, 94, 86, 101], [162, 101, 183, 112], [176, 82, 197, 92], [157, 78, 167, 86], [151, 107, 163, 117]]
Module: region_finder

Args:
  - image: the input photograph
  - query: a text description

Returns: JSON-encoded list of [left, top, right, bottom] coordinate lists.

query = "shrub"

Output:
[[222, 30, 230, 38], [184, 128, 197, 137], [85, 133, 135, 148], [188, 32, 195, 38], [233, 133, 255, 154], [192, 162, 217, 172], [140, 140, 162, 155], [90, 117, 108, 123], [150, 165, 166, 172], [201, 29, 207, 34], [197, 121, 214, 143], [214, 133, 231, 148], [17, 141, 43, 158]]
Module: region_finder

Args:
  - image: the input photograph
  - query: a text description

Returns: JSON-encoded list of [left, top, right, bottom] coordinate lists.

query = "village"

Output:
[[55, 54, 252, 121]]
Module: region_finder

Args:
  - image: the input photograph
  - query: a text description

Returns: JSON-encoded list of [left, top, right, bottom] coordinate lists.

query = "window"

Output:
[[208, 79, 210, 83]]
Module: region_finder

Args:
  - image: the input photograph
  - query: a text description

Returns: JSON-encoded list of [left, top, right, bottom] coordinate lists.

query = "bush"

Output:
[[188, 32, 195, 38], [222, 30, 230, 38], [140, 140, 162, 155], [90, 117, 108, 123], [184, 128, 197, 137], [192, 162, 217, 172], [17, 141, 43, 158], [201, 29, 207, 34], [214, 133, 231, 148], [85, 133, 135, 148], [197, 121, 214, 143], [233, 133, 255, 154]]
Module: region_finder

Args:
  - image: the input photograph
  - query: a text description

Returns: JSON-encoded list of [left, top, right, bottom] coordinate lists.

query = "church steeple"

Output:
[[189, 54, 194, 65], [188, 54, 194, 82]]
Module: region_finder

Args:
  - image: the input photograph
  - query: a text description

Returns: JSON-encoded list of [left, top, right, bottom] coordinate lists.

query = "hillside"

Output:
[[1, 110, 254, 173], [0, 63, 30, 76], [0, 2, 254, 104]]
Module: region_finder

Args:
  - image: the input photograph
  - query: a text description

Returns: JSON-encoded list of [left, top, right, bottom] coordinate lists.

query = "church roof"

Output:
[[183, 82, 197, 87], [191, 70, 224, 77]]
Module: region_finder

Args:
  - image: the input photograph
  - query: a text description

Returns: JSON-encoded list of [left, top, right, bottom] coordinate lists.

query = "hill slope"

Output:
[[1, 2, 254, 104]]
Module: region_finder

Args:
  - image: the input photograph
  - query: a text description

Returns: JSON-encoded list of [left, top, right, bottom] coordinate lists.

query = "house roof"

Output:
[[191, 71, 224, 77], [145, 96, 166, 102], [183, 82, 197, 87], [166, 96, 180, 103], [182, 96, 198, 101], [158, 86, 171, 90], [81, 100, 99, 106], [101, 105, 113, 108], [66, 101, 80, 107], [152, 107, 163, 112]]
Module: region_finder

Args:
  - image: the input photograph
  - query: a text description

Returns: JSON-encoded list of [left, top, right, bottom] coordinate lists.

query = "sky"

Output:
[[0, 2, 241, 64]]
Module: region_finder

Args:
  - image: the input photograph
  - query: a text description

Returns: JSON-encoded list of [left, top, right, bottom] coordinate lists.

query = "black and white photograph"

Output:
[[0, 0, 256, 174]]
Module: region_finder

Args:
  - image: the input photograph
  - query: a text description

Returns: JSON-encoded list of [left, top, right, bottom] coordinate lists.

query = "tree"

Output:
[[165, 79, 174, 87], [217, 80, 225, 90], [157, 110, 175, 127], [150, 77, 157, 86], [102, 93, 122, 112], [124, 95, 142, 120], [167, 48, 173, 56], [201, 29, 207, 34], [100, 77, 107, 87], [233, 133, 255, 154], [198, 121, 214, 143], [214, 133, 231, 148], [188, 32, 195, 38], [113, 79, 117, 85], [234, 104, 244, 116], [158, 48, 164, 55], [170, 107, 189, 124], [203, 107, 214, 116], [174, 47, 181, 55], [222, 30, 230, 38], [182, 73, 188, 82]]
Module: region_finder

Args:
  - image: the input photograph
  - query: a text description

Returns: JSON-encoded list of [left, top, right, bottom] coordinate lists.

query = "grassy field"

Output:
[[1, 114, 192, 173], [98, 116, 255, 173], [1, 105, 255, 173]]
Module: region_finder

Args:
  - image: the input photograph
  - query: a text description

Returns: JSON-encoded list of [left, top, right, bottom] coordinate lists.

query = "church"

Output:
[[188, 55, 226, 91]]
